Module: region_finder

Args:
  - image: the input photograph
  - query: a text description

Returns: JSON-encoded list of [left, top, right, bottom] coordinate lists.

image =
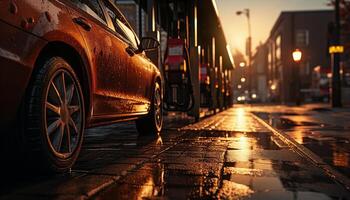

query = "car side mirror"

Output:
[[139, 37, 160, 52]]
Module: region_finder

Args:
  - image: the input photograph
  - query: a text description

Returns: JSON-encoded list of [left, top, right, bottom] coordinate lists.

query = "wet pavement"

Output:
[[249, 104, 350, 180], [1, 107, 350, 199]]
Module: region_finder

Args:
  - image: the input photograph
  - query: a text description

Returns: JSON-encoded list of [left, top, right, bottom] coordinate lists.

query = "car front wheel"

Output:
[[23, 57, 85, 173]]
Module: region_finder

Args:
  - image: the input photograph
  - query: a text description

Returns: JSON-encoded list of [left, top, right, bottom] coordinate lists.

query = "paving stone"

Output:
[[2, 107, 350, 200]]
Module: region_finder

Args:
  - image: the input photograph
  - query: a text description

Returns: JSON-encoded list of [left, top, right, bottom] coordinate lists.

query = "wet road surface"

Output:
[[1, 107, 350, 199], [249, 104, 350, 180]]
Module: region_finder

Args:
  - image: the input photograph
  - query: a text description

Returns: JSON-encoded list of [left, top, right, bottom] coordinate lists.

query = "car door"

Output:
[[102, 1, 154, 113], [67, 0, 131, 117], [120, 20, 155, 113], [129, 49, 155, 113]]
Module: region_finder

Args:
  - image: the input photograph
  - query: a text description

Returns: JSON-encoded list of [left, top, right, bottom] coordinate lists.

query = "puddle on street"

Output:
[[253, 111, 350, 179]]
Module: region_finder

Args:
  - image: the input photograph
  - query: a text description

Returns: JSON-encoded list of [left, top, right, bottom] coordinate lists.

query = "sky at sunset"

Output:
[[216, 0, 331, 54]]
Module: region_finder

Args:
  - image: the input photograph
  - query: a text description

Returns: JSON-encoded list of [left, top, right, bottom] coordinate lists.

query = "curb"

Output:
[[251, 113, 350, 192]]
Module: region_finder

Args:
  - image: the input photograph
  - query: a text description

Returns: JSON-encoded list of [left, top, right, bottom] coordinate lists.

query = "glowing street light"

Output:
[[270, 84, 276, 91], [239, 62, 246, 68], [241, 77, 246, 83], [292, 49, 302, 62]]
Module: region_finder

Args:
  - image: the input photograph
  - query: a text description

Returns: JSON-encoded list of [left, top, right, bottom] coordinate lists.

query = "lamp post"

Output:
[[236, 9, 251, 95], [292, 49, 302, 106], [331, 0, 342, 107]]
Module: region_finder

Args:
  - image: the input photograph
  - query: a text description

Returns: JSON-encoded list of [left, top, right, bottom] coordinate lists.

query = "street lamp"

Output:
[[239, 62, 246, 68], [292, 49, 302, 105], [236, 9, 251, 40], [292, 49, 302, 62], [236, 9, 251, 95]]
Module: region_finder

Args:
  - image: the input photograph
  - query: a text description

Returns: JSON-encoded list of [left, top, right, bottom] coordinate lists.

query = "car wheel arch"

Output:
[[32, 41, 92, 121]]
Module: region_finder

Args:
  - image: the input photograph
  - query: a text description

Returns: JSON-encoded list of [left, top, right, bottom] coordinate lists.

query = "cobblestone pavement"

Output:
[[1, 108, 350, 199], [248, 104, 350, 180]]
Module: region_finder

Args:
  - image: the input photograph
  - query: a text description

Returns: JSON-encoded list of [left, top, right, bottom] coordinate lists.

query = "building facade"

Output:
[[266, 10, 334, 103], [251, 43, 268, 102]]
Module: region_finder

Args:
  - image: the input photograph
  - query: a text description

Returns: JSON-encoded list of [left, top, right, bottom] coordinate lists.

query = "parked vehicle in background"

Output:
[[311, 66, 330, 102], [0, 0, 162, 173]]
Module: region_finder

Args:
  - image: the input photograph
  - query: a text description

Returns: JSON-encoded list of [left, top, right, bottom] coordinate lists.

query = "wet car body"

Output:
[[0, 0, 162, 172], [0, 0, 161, 128]]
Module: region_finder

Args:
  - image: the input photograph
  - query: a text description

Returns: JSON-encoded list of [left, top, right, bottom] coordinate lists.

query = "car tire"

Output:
[[136, 82, 163, 135], [23, 57, 85, 173]]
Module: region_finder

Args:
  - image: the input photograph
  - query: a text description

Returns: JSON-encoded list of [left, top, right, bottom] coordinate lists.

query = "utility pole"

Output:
[[236, 9, 252, 96], [331, 0, 342, 107]]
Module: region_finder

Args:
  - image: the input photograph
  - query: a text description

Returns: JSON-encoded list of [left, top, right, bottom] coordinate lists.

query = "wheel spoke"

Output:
[[47, 118, 61, 136], [154, 97, 158, 106], [66, 124, 71, 153], [157, 110, 161, 117], [51, 82, 63, 105], [54, 124, 64, 152], [69, 118, 79, 135], [153, 88, 162, 128], [66, 84, 75, 104], [155, 92, 161, 106], [46, 102, 60, 115], [61, 72, 67, 103]]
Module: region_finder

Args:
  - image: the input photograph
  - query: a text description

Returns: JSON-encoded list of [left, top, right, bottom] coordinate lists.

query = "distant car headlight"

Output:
[[237, 96, 246, 102]]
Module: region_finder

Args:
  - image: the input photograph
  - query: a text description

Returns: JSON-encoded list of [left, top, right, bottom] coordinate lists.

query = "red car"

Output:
[[0, 0, 162, 172]]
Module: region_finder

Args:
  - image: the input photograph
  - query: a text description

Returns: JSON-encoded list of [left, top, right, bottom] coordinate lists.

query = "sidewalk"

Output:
[[97, 107, 350, 199], [1, 107, 349, 199], [249, 103, 350, 182]]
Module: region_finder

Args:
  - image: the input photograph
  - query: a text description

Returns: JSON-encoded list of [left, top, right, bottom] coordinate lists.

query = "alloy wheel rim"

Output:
[[154, 87, 162, 129], [44, 70, 83, 159]]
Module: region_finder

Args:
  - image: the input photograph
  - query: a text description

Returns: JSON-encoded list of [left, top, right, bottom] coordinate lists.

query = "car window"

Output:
[[103, 2, 139, 49], [104, 6, 123, 35], [116, 18, 139, 48], [71, 0, 106, 24]]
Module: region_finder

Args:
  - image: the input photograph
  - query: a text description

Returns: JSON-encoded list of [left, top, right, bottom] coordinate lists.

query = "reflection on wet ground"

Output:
[[251, 104, 350, 179], [0, 116, 192, 198], [1, 108, 350, 199], [96, 109, 349, 199]]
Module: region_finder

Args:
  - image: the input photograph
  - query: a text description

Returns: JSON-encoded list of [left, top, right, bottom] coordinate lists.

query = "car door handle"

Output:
[[125, 46, 135, 56], [73, 17, 92, 31]]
